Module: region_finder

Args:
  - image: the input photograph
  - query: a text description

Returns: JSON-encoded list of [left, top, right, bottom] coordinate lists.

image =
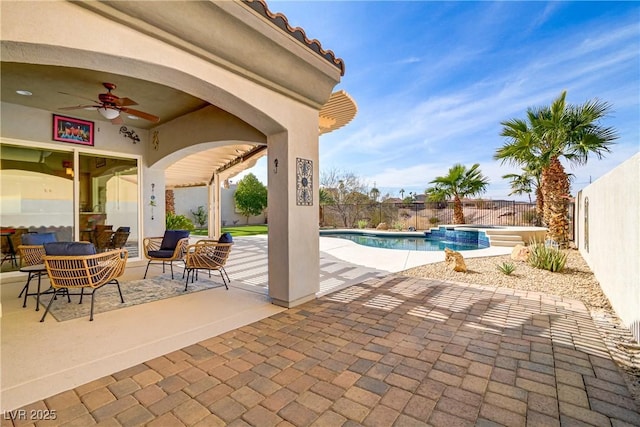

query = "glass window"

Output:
[[1, 144, 74, 272], [79, 154, 138, 256], [1, 144, 140, 273]]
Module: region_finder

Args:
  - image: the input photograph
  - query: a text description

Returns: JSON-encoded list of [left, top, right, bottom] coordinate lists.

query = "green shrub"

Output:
[[497, 262, 516, 275], [356, 219, 368, 229], [392, 221, 404, 231], [520, 210, 539, 225], [528, 243, 567, 272], [166, 212, 195, 231], [190, 205, 208, 228], [429, 217, 440, 225]]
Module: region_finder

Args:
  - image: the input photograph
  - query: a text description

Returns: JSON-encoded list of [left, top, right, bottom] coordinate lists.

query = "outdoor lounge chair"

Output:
[[17, 232, 57, 309], [109, 227, 131, 250], [143, 230, 190, 279], [1, 227, 29, 267], [183, 239, 233, 291], [40, 242, 128, 322], [94, 229, 115, 252]]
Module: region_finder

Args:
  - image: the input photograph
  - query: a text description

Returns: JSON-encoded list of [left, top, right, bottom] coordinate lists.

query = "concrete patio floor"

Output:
[[0, 236, 388, 412], [2, 236, 639, 425]]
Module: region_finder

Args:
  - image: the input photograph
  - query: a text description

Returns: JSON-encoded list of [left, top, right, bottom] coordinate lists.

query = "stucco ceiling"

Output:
[[1, 62, 356, 187], [1, 62, 208, 130]]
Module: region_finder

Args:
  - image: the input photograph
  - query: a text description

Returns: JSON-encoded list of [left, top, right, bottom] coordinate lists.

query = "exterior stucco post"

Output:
[[267, 121, 320, 307], [209, 174, 221, 239], [143, 168, 166, 239]]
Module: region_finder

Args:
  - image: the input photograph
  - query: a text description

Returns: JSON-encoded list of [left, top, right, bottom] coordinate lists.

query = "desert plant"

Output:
[[429, 216, 440, 225], [496, 91, 618, 246], [520, 210, 538, 225], [166, 212, 195, 231], [497, 262, 516, 275], [357, 219, 368, 229], [528, 243, 567, 272], [425, 163, 490, 224], [392, 221, 404, 231]]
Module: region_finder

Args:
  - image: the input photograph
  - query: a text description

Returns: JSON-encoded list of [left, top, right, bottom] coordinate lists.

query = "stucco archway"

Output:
[[2, 0, 346, 307]]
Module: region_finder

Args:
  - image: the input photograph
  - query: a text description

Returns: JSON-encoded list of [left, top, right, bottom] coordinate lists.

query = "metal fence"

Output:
[[320, 200, 575, 239]]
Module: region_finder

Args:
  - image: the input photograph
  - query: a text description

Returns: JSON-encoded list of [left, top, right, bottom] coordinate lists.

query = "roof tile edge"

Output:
[[244, 0, 346, 76]]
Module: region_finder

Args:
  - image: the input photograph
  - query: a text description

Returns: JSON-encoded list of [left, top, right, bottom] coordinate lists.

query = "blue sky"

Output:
[[237, 1, 639, 200]]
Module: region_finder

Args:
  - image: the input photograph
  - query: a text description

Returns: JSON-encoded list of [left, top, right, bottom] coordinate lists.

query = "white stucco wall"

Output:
[[173, 184, 266, 228], [575, 153, 640, 342], [2, 0, 342, 308]]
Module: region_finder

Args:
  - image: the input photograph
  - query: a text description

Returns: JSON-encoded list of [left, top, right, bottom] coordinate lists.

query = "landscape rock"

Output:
[[376, 222, 389, 230], [444, 248, 466, 272], [511, 244, 530, 262]]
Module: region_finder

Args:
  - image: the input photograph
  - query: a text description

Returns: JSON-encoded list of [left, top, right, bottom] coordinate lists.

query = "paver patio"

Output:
[[4, 274, 639, 426]]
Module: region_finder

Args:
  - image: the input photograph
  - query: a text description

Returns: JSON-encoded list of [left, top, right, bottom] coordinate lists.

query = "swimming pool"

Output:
[[321, 227, 490, 251]]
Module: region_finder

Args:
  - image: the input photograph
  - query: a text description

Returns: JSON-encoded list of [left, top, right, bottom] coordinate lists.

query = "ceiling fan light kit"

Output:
[[59, 82, 160, 124], [97, 107, 120, 120]]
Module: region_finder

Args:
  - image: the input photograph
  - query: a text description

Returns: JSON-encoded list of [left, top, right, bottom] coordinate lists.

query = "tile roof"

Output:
[[244, 0, 346, 76]]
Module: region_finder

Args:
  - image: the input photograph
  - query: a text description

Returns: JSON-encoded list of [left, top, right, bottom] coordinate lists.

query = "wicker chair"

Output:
[[91, 225, 112, 245], [1, 227, 29, 267], [109, 229, 130, 250], [17, 232, 57, 309], [184, 240, 233, 291], [41, 243, 128, 322], [143, 230, 190, 279], [94, 229, 115, 252]]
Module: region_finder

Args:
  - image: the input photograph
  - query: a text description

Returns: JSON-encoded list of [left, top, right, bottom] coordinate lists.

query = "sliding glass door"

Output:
[[0, 144, 74, 272], [78, 154, 138, 256], [1, 142, 140, 273]]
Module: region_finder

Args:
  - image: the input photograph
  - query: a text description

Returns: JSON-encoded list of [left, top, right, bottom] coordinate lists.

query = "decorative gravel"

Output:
[[401, 249, 640, 407]]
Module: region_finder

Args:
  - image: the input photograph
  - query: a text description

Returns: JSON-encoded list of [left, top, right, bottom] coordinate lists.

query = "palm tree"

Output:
[[496, 91, 617, 245], [399, 189, 405, 200], [502, 167, 543, 226], [425, 163, 489, 224], [503, 171, 534, 203], [370, 187, 380, 202]]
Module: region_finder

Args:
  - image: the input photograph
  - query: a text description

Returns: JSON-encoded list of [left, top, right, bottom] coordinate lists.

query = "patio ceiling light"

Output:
[[98, 107, 120, 120]]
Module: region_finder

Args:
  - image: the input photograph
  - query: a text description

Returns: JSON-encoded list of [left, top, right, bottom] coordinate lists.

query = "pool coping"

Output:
[[319, 231, 513, 273]]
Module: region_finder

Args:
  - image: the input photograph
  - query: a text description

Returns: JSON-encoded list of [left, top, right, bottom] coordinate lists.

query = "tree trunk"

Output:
[[453, 195, 465, 224], [535, 186, 544, 227], [165, 189, 175, 214], [541, 157, 570, 247]]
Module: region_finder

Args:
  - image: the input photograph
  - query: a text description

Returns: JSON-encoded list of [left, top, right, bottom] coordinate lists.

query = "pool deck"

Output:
[[320, 234, 513, 273], [3, 236, 639, 426]]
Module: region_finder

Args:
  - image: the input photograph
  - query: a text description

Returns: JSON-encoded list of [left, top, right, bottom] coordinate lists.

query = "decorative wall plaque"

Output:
[[296, 158, 313, 206]]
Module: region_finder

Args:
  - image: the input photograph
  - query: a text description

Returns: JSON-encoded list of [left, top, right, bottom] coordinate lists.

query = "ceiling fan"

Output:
[[59, 82, 160, 124]]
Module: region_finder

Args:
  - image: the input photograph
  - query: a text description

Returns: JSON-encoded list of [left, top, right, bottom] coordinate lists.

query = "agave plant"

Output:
[[497, 262, 516, 275], [528, 242, 568, 272]]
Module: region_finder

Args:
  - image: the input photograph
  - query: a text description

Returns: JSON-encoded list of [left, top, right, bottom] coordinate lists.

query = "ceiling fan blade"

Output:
[[120, 107, 160, 123], [58, 104, 98, 111], [58, 91, 100, 104], [113, 97, 138, 107]]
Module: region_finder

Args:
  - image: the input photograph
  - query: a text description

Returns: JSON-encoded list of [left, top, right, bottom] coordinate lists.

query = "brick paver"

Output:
[[6, 275, 640, 426]]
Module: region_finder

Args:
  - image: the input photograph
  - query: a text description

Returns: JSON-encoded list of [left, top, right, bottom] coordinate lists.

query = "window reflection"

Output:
[[0, 144, 140, 273], [79, 155, 138, 256], [1, 145, 73, 272]]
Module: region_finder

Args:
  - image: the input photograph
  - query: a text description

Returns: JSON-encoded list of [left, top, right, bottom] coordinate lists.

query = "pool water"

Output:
[[322, 233, 483, 251]]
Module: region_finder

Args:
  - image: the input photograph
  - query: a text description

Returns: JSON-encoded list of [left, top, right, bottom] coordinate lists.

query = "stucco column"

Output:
[[143, 168, 166, 239], [209, 174, 221, 238], [267, 114, 320, 308]]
